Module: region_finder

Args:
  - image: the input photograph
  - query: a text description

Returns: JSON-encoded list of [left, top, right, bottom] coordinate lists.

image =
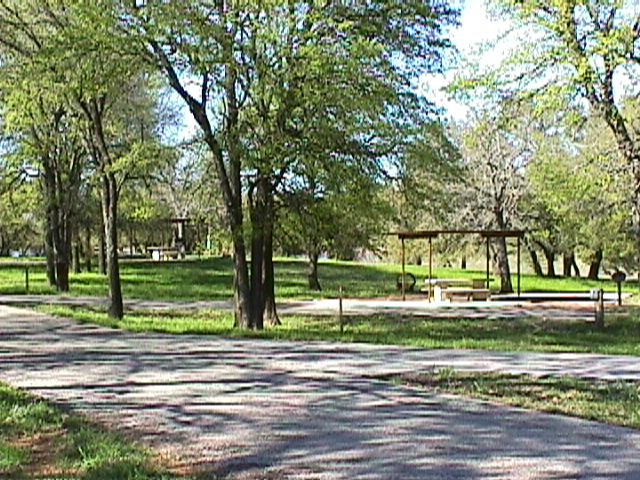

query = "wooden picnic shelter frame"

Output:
[[396, 229, 525, 300]]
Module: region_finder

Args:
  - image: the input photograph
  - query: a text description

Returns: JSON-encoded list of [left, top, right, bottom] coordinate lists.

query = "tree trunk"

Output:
[[494, 237, 513, 293], [263, 199, 279, 326], [587, 249, 602, 280], [231, 228, 252, 329], [101, 172, 123, 319], [571, 256, 580, 278], [154, 41, 264, 331], [98, 226, 106, 275], [249, 228, 265, 331], [72, 229, 81, 274], [562, 252, 573, 277], [55, 252, 70, 291], [129, 227, 134, 257], [308, 251, 322, 291], [84, 226, 92, 272], [537, 243, 556, 277], [44, 226, 57, 287], [528, 246, 544, 277], [460, 255, 466, 270], [51, 188, 71, 293]]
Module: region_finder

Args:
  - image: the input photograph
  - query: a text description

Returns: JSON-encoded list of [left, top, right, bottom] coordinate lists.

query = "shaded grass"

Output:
[[0, 382, 183, 479], [0, 256, 628, 301], [38, 304, 640, 355], [394, 369, 640, 429]]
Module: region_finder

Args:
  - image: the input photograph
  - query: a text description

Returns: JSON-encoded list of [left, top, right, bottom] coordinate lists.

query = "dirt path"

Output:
[[2, 305, 640, 479]]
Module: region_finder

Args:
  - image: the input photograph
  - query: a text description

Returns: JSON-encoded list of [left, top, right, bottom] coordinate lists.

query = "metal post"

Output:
[[517, 236, 521, 297], [401, 238, 406, 301]]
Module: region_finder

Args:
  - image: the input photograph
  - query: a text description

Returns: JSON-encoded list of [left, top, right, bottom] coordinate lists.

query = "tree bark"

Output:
[[528, 246, 544, 277], [85, 97, 123, 319], [73, 242, 81, 274], [587, 249, 602, 280], [494, 237, 513, 293], [101, 172, 123, 319], [72, 229, 81, 274], [571, 255, 580, 278], [536, 242, 556, 277], [98, 224, 106, 275], [263, 198, 279, 326], [562, 252, 573, 278], [44, 162, 71, 292], [84, 226, 92, 272], [44, 226, 57, 287], [308, 251, 322, 291], [54, 238, 70, 292]]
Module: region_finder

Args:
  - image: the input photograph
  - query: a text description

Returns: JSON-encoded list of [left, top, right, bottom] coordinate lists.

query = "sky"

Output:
[[418, 1, 510, 121], [425, 1, 640, 121]]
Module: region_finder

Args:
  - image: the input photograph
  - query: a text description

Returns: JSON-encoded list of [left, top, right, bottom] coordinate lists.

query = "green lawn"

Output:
[[394, 369, 640, 429], [0, 383, 182, 479], [39, 304, 640, 355], [0, 256, 627, 301]]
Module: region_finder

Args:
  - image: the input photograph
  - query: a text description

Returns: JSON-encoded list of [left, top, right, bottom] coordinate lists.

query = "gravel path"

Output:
[[0, 293, 614, 321], [2, 305, 640, 479]]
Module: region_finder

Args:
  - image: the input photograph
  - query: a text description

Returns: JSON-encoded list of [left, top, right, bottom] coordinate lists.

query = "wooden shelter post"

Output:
[[401, 238, 406, 301], [517, 235, 521, 297], [485, 236, 490, 286], [428, 236, 433, 302]]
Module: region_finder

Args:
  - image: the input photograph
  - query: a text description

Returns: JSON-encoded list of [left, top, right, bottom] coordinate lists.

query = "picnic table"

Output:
[[425, 278, 493, 302], [146, 246, 181, 261]]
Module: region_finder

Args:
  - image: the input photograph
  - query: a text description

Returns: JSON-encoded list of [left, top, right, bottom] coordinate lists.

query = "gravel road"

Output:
[[1, 305, 640, 479]]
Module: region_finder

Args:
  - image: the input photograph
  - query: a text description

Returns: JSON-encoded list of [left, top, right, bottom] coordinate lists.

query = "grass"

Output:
[[0, 256, 629, 301], [38, 304, 640, 355], [0, 382, 182, 479], [394, 369, 640, 429]]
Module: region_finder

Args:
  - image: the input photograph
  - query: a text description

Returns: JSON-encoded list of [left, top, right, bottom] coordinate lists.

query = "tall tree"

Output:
[[0, 1, 168, 317], [125, 1, 457, 329], [454, 106, 533, 293], [479, 0, 640, 245], [0, 1, 86, 291]]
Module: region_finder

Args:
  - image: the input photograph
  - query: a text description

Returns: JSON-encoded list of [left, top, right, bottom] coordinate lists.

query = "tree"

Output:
[[126, 1, 458, 329], [453, 106, 533, 293], [0, 1, 87, 291], [280, 162, 390, 292], [523, 103, 634, 279], [479, 0, 640, 246], [0, 1, 169, 317]]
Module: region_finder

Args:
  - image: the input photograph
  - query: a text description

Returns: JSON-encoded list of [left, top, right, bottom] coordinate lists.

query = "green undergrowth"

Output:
[[394, 369, 640, 429], [0, 382, 184, 479], [38, 304, 640, 356]]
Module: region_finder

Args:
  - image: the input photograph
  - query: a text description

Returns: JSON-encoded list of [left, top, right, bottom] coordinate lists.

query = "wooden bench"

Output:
[[443, 287, 491, 302]]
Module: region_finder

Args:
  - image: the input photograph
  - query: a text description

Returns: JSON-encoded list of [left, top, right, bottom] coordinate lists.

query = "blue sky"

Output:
[[419, 1, 510, 120], [426, 1, 640, 120]]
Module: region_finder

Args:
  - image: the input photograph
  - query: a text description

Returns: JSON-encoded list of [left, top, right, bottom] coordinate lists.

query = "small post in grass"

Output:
[[25, 266, 29, 294], [590, 288, 604, 329], [338, 285, 344, 333]]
